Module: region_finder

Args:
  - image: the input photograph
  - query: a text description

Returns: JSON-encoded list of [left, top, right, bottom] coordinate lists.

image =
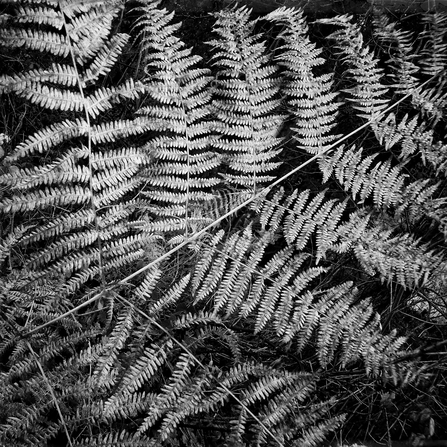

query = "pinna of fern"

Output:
[[208, 6, 284, 195], [132, 0, 221, 241], [265, 7, 341, 155]]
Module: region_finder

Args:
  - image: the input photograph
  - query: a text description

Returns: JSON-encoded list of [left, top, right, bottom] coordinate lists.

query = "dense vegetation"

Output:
[[0, 0, 446, 446]]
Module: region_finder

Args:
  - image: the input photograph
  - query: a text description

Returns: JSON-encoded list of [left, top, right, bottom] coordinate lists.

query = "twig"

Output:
[[26, 341, 74, 447]]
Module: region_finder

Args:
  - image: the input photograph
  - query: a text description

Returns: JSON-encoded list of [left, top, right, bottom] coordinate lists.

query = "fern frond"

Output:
[[135, 351, 195, 435], [134, 0, 220, 236], [411, 262, 447, 322], [209, 5, 284, 191], [191, 230, 226, 293], [373, 112, 419, 159], [257, 377, 315, 432], [156, 380, 207, 441], [0, 64, 80, 92], [317, 283, 358, 367], [266, 7, 341, 154], [0, 225, 29, 266], [15, 82, 87, 111], [65, 6, 118, 55], [147, 273, 191, 318], [254, 187, 348, 261], [283, 189, 347, 250], [396, 178, 441, 225], [418, 12, 447, 76], [90, 119, 152, 144], [87, 79, 144, 118], [133, 0, 179, 69], [228, 405, 247, 446], [254, 252, 322, 334], [319, 15, 389, 121], [2, 149, 88, 190], [295, 416, 346, 447], [57, 0, 119, 19], [363, 330, 407, 377], [338, 298, 375, 367], [70, 430, 152, 447], [372, 10, 419, 95], [1, 185, 91, 213], [2, 78, 142, 116], [25, 230, 98, 271], [420, 139, 447, 176], [193, 228, 251, 306]]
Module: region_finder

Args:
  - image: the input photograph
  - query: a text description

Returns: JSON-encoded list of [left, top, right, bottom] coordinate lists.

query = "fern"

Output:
[[94, 306, 135, 390], [2, 4, 446, 447], [266, 7, 341, 154], [190, 204, 406, 374], [418, 12, 447, 76], [133, 0, 220, 240], [318, 14, 389, 121], [209, 6, 284, 193], [0, 0, 152, 292], [0, 2, 156, 444], [373, 10, 447, 125], [372, 9, 419, 95]]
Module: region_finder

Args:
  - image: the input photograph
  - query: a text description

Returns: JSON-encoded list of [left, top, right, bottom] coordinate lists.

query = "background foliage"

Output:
[[0, 0, 446, 446]]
